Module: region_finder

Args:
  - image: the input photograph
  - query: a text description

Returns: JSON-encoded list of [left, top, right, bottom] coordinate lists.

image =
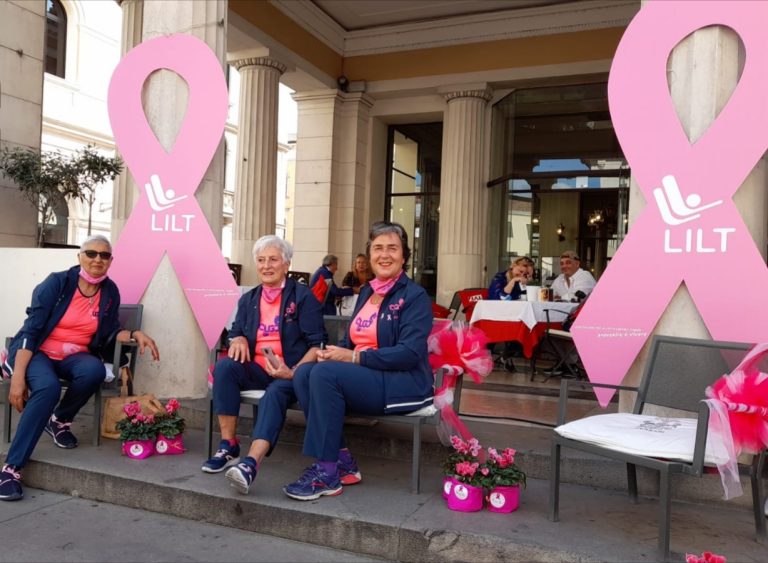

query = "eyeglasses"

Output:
[[81, 250, 112, 260]]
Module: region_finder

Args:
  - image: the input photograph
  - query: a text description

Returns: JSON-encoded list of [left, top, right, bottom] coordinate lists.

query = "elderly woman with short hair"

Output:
[[1, 235, 159, 502], [203, 235, 326, 496], [283, 221, 434, 501]]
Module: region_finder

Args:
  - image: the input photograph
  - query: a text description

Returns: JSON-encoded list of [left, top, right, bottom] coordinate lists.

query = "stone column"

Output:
[[436, 87, 492, 307], [620, 25, 768, 412], [230, 57, 286, 285], [110, 0, 143, 240], [290, 90, 373, 276], [129, 0, 227, 399]]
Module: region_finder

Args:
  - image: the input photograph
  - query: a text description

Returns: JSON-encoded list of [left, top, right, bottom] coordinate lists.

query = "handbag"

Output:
[[100, 366, 163, 440]]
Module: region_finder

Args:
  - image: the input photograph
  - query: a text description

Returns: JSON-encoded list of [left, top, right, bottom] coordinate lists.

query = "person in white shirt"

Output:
[[551, 250, 596, 302]]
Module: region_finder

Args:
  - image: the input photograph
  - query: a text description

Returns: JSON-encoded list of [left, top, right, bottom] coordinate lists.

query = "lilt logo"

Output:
[[653, 175, 722, 225], [655, 175, 734, 253], [144, 174, 188, 211], [145, 174, 195, 232]]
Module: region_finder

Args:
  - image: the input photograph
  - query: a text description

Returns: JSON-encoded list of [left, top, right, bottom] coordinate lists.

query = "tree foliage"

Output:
[[0, 145, 123, 246]]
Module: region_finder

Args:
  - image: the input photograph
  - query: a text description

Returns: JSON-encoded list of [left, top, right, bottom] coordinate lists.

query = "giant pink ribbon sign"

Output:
[[107, 34, 239, 350], [572, 1, 768, 406]]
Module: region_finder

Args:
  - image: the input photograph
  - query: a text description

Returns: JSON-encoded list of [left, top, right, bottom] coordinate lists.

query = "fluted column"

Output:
[[126, 0, 227, 400], [110, 0, 143, 239], [290, 90, 374, 275], [230, 57, 286, 285], [436, 88, 492, 307]]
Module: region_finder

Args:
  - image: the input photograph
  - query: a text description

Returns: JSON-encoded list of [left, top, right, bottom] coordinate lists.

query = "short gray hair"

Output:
[[322, 254, 338, 267], [252, 235, 292, 263], [80, 234, 112, 252]]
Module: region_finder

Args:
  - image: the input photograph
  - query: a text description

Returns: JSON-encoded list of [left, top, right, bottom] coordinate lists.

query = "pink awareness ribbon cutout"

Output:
[[107, 34, 239, 350], [572, 1, 768, 406]]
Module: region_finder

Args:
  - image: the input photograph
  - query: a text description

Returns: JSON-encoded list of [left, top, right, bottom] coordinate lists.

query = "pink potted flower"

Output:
[[116, 402, 157, 459], [443, 436, 485, 512], [154, 398, 186, 455], [485, 446, 526, 513]]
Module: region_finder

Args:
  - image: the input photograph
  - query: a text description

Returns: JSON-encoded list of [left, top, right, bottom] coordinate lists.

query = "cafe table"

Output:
[[469, 300, 579, 358]]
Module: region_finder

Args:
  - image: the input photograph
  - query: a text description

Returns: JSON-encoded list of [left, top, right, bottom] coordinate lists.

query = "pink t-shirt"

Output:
[[351, 297, 380, 351], [254, 297, 284, 371], [39, 290, 100, 360]]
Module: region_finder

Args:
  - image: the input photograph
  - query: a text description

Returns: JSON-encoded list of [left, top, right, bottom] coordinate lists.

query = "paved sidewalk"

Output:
[[3, 421, 765, 563], [0, 488, 381, 562]]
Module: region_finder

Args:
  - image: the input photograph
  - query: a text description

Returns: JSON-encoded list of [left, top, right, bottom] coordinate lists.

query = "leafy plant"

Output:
[[115, 402, 158, 442], [444, 436, 526, 488], [0, 145, 122, 246], [154, 398, 185, 438], [486, 447, 526, 488]]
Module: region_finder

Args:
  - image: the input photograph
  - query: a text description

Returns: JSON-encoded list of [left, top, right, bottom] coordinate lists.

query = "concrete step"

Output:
[[178, 399, 758, 510], [7, 426, 765, 563]]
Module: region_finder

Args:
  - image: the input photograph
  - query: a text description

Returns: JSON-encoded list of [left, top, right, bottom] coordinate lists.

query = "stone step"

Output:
[[11, 427, 764, 563], [179, 400, 757, 510]]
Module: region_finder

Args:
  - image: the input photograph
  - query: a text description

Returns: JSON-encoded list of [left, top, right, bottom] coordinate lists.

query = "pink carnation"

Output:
[[123, 402, 141, 417], [480, 467, 490, 476], [468, 438, 482, 457], [455, 461, 478, 477], [686, 553, 726, 563], [165, 398, 180, 414], [145, 414, 155, 424], [450, 435, 469, 454]]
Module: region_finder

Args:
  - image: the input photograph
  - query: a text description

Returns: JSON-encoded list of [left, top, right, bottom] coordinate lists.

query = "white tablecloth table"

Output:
[[469, 300, 579, 358]]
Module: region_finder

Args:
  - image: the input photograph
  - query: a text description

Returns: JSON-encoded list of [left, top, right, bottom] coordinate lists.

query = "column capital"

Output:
[[233, 57, 287, 75], [444, 88, 492, 103]]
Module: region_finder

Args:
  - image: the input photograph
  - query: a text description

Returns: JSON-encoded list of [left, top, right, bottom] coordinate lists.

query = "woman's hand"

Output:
[[9, 373, 28, 413], [264, 357, 294, 379], [133, 330, 160, 361], [228, 336, 251, 363], [317, 345, 354, 363]]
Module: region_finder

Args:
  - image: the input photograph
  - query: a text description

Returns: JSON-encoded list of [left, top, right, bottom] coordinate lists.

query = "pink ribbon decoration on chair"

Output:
[[572, 1, 768, 406], [106, 35, 239, 350]]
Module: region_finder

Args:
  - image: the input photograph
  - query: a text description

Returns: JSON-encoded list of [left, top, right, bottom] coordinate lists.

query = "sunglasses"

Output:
[[81, 250, 112, 260]]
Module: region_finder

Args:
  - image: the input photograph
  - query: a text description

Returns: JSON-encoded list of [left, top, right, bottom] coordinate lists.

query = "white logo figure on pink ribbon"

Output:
[[107, 34, 239, 349], [572, 1, 768, 406]]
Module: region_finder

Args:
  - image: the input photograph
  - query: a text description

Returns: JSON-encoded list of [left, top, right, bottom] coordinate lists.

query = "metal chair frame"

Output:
[[549, 335, 767, 561]]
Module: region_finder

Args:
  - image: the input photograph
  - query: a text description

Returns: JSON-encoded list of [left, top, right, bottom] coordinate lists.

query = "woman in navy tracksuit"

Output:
[[1, 235, 158, 502], [284, 222, 433, 501], [204, 235, 327, 496]]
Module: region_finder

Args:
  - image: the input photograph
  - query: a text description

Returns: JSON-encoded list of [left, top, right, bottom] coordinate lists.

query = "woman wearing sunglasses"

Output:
[[0, 234, 159, 502]]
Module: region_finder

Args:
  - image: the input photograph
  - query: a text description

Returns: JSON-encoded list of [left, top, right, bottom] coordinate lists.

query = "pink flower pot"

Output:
[[446, 482, 484, 512], [442, 476, 456, 499], [155, 434, 185, 455], [122, 439, 155, 459], [487, 485, 520, 513]]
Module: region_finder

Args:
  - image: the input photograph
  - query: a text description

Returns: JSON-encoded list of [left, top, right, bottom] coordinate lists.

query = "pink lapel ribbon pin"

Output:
[[107, 34, 239, 350], [572, 1, 768, 406]]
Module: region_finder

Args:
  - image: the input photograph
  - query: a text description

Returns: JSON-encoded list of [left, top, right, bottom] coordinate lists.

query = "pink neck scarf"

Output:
[[369, 270, 404, 296], [261, 280, 285, 304], [79, 267, 108, 285]]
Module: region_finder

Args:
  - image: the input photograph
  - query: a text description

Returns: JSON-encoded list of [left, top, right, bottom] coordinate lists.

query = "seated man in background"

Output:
[[488, 256, 534, 301], [551, 251, 596, 302], [309, 255, 354, 315]]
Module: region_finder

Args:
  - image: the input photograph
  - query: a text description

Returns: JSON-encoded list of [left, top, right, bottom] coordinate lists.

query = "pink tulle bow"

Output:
[[706, 342, 768, 454], [428, 320, 493, 383]]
